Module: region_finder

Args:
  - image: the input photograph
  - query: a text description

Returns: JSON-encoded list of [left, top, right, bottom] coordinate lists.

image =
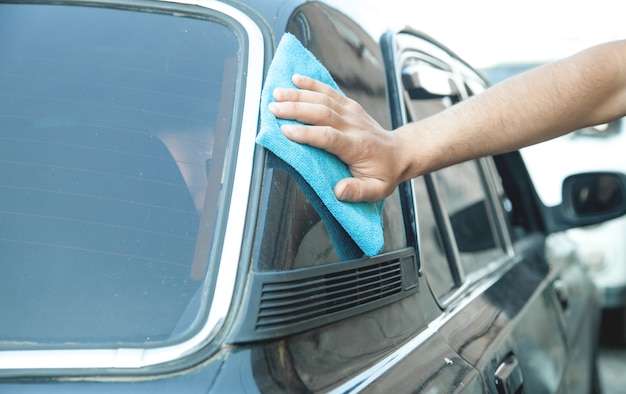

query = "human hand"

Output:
[[268, 74, 407, 203]]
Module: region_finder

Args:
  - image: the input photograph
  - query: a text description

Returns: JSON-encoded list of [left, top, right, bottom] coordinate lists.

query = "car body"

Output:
[[483, 64, 626, 311], [1, 1, 625, 392]]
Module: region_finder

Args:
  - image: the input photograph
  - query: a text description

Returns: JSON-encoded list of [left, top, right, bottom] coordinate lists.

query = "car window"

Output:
[[0, 4, 240, 348], [401, 47, 509, 302], [433, 162, 504, 274], [255, 154, 407, 270], [412, 176, 456, 300], [255, 11, 407, 271], [413, 160, 507, 302]]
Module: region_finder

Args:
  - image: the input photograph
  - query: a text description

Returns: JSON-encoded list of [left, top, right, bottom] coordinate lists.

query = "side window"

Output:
[[0, 5, 242, 348], [255, 156, 407, 271], [413, 161, 506, 302], [432, 161, 505, 275], [459, 64, 533, 242], [413, 176, 455, 300], [401, 56, 460, 120], [254, 7, 409, 272], [401, 42, 510, 303]]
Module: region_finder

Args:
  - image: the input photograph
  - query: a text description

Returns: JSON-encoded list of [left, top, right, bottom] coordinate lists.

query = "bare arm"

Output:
[[269, 40, 626, 202]]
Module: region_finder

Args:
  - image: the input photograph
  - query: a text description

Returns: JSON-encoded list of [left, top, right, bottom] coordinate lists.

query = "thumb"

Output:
[[334, 178, 387, 203]]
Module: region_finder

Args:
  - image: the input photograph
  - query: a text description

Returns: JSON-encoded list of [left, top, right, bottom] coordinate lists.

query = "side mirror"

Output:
[[547, 172, 626, 232]]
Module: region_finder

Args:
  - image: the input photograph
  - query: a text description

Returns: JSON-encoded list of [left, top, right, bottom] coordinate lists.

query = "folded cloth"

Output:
[[256, 33, 384, 258]]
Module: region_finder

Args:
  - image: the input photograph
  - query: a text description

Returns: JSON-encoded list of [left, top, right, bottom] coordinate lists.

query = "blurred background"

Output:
[[410, 0, 626, 68]]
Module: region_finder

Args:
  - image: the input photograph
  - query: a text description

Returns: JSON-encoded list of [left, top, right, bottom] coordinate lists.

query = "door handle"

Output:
[[494, 353, 524, 394]]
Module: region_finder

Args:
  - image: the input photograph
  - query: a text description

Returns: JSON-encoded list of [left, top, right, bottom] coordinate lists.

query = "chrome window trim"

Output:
[[0, 0, 264, 370], [395, 33, 457, 72]]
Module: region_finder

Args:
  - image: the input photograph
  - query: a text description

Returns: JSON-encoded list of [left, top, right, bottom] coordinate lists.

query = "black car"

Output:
[[1, 0, 626, 392]]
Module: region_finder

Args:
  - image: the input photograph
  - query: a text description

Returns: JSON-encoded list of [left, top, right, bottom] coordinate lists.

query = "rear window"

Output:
[[0, 3, 239, 348]]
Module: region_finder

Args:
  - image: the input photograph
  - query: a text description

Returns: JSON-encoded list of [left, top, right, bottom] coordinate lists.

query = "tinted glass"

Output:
[[413, 176, 456, 300], [403, 62, 458, 119], [0, 4, 238, 347], [402, 56, 458, 299], [434, 162, 504, 274], [256, 158, 407, 270], [255, 5, 405, 271]]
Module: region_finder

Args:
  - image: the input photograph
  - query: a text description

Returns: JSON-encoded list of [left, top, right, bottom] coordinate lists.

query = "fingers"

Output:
[[268, 100, 340, 127], [291, 74, 343, 99], [267, 74, 396, 203], [334, 178, 390, 203], [268, 75, 353, 150], [280, 123, 348, 158], [270, 74, 346, 121], [334, 179, 357, 202]]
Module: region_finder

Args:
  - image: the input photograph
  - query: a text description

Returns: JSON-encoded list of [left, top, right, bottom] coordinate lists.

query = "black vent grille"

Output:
[[233, 248, 419, 342], [257, 260, 403, 330]]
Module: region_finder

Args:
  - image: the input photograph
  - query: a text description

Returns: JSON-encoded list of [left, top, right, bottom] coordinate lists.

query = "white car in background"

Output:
[[483, 64, 626, 319]]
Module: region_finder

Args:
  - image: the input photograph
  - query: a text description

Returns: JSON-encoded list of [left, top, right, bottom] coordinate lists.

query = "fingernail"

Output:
[[338, 185, 353, 201]]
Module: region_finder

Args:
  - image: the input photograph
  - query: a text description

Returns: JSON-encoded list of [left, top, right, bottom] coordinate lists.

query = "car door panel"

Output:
[[544, 234, 601, 392], [244, 289, 438, 392], [436, 248, 568, 393], [358, 332, 484, 393]]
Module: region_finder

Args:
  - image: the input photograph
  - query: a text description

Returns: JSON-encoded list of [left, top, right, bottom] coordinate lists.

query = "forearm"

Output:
[[399, 40, 626, 179]]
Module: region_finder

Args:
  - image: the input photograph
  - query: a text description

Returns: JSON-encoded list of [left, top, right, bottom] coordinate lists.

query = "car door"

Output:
[[373, 31, 597, 393]]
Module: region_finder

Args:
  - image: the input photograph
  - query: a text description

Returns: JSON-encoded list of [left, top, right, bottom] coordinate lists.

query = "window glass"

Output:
[[433, 162, 504, 274], [413, 176, 456, 300], [402, 54, 459, 300], [491, 154, 539, 242], [401, 48, 508, 300], [255, 155, 407, 271], [256, 8, 405, 271], [402, 58, 458, 120], [0, 4, 239, 347]]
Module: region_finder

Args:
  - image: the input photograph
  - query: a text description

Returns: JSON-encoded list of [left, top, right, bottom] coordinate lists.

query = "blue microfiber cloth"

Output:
[[256, 33, 384, 258]]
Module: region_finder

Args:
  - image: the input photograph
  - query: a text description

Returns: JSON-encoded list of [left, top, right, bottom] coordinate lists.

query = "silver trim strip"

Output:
[[0, 0, 264, 370]]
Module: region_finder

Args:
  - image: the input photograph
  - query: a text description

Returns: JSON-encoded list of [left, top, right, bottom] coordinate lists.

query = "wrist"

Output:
[[392, 126, 420, 183]]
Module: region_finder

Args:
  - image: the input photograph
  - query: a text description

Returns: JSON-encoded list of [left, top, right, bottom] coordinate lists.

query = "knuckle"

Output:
[[320, 125, 336, 141], [343, 96, 358, 109], [320, 93, 335, 108], [304, 77, 319, 91], [286, 88, 301, 102], [319, 105, 335, 121], [290, 101, 310, 120], [275, 102, 295, 117]]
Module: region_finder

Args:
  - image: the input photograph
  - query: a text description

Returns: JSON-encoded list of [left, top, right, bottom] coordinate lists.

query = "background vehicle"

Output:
[[1, 0, 625, 392], [483, 64, 626, 341]]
